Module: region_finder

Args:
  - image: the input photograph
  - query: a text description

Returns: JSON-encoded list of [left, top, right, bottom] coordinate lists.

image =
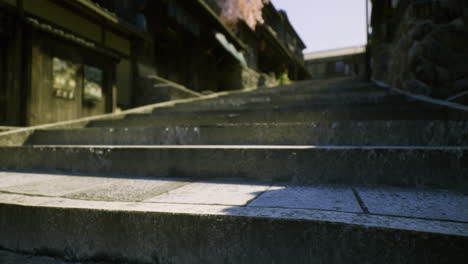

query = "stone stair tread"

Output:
[[244, 80, 377, 94], [219, 88, 387, 98], [0, 171, 466, 263], [125, 109, 450, 120], [27, 120, 468, 146], [0, 171, 466, 228], [1, 145, 466, 188], [151, 103, 440, 115], [154, 101, 425, 111], [171, 97, 412, 110], [1, 186, 467, 234], [2, 78, 467, 263], [88, 113, 452, 127], [188, 90, 398, 103]]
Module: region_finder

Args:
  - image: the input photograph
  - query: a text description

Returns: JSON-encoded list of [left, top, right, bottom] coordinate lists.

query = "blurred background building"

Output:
[[0, 0, 309, 126], [304, 46, 366, 80]]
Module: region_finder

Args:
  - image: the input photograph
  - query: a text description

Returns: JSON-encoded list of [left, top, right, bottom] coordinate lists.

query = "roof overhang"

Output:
[[52, 0, 149, 40]]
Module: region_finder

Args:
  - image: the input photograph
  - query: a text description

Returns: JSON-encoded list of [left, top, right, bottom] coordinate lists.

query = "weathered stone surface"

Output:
[[1, 166, 467, 263], [402, 79, 432, 95], [0, 146, 467, 189], [0, 192, 467, 264], [248, 185, 362, 212], [25, 121, 468, 146], [89, 108, 452, 128], [371, 1, 468, 99], [153, 99, 418, 113], [0, 176, 110, 197], [0, 250, 80, 264], [0, 172, 65, 188], [144, 181, 270, 205], [0, 75, 466, 263], [64, 178, 189, 202], [177, 91, 396, 107], [357, 187, 468, 222]]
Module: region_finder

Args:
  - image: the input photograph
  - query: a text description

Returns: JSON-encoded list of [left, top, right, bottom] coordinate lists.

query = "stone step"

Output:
[[152, 102, 434, 114], [158, 92, 417, 109], [0, 172, 466, 263], [0, 145, 466, 189], [26, 121, 468, 146], [1, 77, 467, 263], [88, 109, 451, 128], [175, 92, 406, 108], [217, 84, 386, 98], [248, 79, 377, 94]]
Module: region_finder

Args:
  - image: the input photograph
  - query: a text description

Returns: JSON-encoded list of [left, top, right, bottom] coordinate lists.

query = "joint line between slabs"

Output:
[[352, 188, 369, 214]]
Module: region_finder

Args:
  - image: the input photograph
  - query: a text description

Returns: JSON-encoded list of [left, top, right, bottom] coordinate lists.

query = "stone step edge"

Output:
[[14, 145, 468, 150], [1, 145, 466, 189], [0, 192, 466, 263], [31, 120, 468, 131], [1, 192, 466, 237]]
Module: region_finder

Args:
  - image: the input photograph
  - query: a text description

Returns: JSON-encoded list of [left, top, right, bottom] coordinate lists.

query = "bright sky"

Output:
[[271, 0, 368, 54]]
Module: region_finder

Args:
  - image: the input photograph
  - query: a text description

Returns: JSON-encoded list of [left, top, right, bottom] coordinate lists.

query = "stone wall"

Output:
[[371, 0, 468, 99]]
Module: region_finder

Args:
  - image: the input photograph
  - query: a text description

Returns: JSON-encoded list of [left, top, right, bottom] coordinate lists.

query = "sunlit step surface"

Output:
[[0, 171, 466, 263]]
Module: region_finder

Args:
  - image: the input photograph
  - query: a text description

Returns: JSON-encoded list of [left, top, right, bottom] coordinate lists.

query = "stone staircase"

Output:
[[0, 78, 467, 263]]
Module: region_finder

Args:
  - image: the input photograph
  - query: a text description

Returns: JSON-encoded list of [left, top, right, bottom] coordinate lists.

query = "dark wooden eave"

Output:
[[51, 0, 150, 41]]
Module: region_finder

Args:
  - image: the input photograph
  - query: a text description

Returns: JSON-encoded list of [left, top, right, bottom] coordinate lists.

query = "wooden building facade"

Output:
[[1, 0, 309, 127], [256, 2, 310, 80], [0, 0, 141, 126]]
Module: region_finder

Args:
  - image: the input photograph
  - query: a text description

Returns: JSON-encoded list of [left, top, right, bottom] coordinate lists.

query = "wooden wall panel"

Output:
[[24, 0, 102, 43], [29, 33, 113, 125]]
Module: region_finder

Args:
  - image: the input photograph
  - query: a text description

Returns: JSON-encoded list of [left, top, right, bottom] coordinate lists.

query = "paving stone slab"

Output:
[[0, 172, 66, 188], [144, 181, 270, 205], [1, 176, 112, 197], [0, 192, 467, 264], [357, 187, 468, 222], [248, 185, 362, 212], [1, 192, 467, 236], [64, 178, 190, 202]]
